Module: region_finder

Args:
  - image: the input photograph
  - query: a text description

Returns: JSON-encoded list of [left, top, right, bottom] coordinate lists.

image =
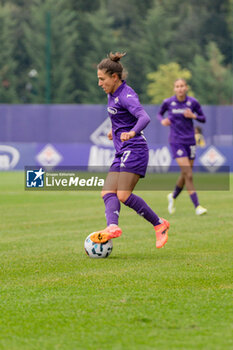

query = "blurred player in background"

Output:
[[90, 52, 169, 248], [157, 78, 207, 215], [195, 126, 206, 147]]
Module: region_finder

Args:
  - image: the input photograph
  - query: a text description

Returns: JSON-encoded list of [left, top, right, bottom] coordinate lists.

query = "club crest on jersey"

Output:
[[177, 149, 183, 156], [114, 97, 119, 104], [186, 101, 192, 106], [107, 107, 117, 114], [171, 101, 176, 106]]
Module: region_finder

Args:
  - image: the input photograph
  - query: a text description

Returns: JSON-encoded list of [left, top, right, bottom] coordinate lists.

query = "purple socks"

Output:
[[103, 192, 161, 227], [103, 193, 120, 226], [173, 185, 183, 199], [124, 193, 161, 226], [173, 185, 199, 208], [190, 192, 199, 208]]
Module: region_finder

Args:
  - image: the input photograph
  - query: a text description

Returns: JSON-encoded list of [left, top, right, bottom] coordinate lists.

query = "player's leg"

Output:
[[90, 171, 123, 243], [176, 157, 207, 215], [167, 158, 195, 213], [117, 171, 161, 225], [101, 171, 121, 227], [176, 156, 195, 193], [117, 172, 169, 248], [167, 176, 184, 214], [167, 144, 186, 213], [188, 158, 207, 215]]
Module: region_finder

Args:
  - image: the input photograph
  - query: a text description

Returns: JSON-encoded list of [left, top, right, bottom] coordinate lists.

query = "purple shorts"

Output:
[[170, 143, 196, 160], [109, 148, 149, 178]]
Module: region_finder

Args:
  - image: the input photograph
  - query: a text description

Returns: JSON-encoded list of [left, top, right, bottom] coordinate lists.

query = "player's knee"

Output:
[[101, 190, 109, 198], [183, 170, 193, 183], [117, 191, 130, 203], [101, 190, 117, 198], [187, 174, 193, 183]]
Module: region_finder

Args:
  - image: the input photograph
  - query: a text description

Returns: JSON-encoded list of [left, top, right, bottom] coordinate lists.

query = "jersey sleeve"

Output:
[[157, 100, 169, 122], [194, 100, 206, 123], [121, 93, 150, 134]]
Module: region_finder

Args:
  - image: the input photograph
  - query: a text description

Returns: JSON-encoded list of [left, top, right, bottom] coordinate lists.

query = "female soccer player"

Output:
[[157, 78, 207, 215], [90, 52, 169, 248]]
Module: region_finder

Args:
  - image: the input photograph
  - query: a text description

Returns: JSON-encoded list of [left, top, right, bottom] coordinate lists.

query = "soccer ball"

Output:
[[84, 233, 113, 258]]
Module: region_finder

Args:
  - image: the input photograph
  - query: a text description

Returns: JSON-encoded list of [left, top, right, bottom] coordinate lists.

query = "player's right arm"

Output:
[[161, 118, 171, 126], [157, 100, 171, 126]]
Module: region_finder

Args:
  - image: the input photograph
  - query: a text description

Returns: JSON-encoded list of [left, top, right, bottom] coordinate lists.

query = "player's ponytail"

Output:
[[109, 52, 126, 62], [98, 52, 127, 79]]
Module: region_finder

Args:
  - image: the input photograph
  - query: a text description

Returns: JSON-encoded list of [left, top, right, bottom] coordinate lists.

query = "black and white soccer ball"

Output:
[[84, 233, 113, 258]]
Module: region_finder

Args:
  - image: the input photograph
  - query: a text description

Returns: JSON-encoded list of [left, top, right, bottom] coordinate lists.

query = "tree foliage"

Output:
[[190, 42, 233, 104], [0, 4, 18, 102], [74, 2, 120, 103], [0, 0, 232, 104], [23, 0, 78, 103], [147, 62, 193, 104], [125, 2, 173, 102]]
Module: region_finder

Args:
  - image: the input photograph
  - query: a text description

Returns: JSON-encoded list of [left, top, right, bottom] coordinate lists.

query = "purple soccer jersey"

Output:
[[107, 81, 150, 154], [102, 80, 164, 231], [157, 95, 206, 144]]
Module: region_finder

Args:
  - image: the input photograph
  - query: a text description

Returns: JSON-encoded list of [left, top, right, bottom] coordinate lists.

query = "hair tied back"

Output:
[[109, 52, 126, 63]]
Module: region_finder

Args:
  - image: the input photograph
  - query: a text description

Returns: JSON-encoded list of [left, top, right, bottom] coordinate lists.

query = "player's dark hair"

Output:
[[97, 52, 127, 79]]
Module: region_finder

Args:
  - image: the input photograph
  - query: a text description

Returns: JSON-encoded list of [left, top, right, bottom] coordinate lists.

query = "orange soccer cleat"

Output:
[[154, 218, 170, 248], [90, 225, 122, 243]]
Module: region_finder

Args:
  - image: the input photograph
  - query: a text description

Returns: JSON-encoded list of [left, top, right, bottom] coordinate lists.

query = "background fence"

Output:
[[0, 104, 232, 171]]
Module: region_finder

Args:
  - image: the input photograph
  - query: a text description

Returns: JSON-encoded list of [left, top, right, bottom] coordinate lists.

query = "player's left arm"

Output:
[[120, 93, 150, 142], [184, 100, 206, 123]]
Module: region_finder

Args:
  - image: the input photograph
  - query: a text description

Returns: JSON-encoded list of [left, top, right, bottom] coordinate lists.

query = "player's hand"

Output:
[[120, 131, 136, 142], [161, 118, 171, 126], [107, 130, 113, 140], [184, 108, 196, 119]]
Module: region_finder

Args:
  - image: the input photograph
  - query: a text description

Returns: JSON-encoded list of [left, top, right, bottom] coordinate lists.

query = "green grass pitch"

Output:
[[0, 172, 232, 350]]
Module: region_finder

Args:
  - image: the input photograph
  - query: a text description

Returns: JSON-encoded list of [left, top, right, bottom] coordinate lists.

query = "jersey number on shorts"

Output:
[[120, 150, 131, 168], [190, 145, 196, 159]]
